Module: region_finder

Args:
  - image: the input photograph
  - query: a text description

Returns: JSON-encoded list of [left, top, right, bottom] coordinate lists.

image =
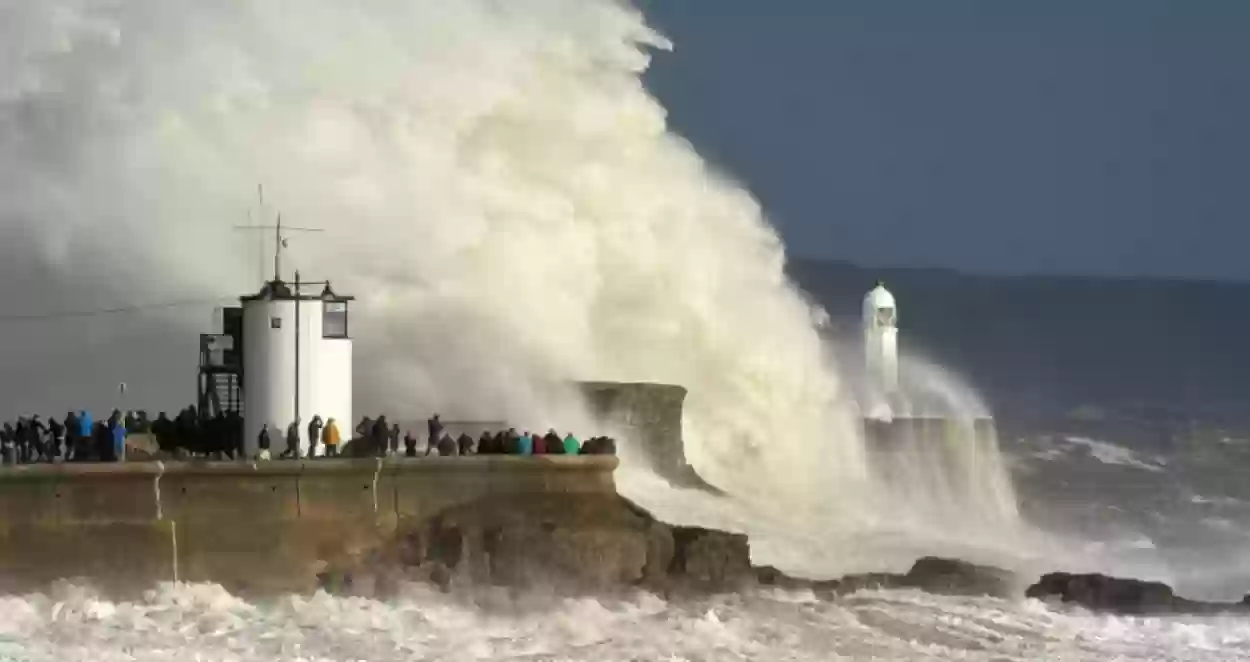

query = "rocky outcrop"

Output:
[[319, 496, 764, 598], [1027, 572, 1250, 615], [664, 526, 755, 592], [319, 490, 1017, 603], [900, 556, 1018, 597], [756, 556, 1017, 600]]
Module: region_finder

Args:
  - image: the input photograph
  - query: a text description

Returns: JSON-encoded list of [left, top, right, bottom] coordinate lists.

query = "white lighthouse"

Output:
[[863, 280, 899, 401], [228, 213, 354, 458], [240, 276, 353, 457]]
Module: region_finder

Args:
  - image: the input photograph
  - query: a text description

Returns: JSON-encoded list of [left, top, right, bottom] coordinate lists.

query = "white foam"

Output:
[[1191, 494, 1246, 507], [1063, 436, 1165, 472], [2, 581, 1248, 661]]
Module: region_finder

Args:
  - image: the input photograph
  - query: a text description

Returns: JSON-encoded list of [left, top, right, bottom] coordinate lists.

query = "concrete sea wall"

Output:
[[579, 381, 716, 490], [0, 457, 619, 596]]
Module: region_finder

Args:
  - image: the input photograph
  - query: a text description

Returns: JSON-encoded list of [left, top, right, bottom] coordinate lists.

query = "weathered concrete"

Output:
[[578, 382, 717, 491], [0, 457, 619, 596]]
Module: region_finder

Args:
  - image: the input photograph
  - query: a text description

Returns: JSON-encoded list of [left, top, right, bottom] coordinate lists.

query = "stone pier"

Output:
[[0, 457, 622, 596]]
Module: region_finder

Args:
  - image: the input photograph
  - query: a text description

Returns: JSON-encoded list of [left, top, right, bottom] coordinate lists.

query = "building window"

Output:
[[270, 316, 282, 329], [323, 301, 348, 338], [875, 307, 896, 327]]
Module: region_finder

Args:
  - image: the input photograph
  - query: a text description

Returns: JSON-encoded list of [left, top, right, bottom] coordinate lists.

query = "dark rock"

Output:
[[754, 565, 842, 598], [324, 494, 659, 595], [667, 526, 753, 590], [754, 557, 1016, 600], [754, 565, 802, 589], [313, 488, 1012, 604], [835, 572, 902, 594], [1027, 572, 1250, 615], [641, 521, 675, 587], [315, 496, 770, 598], [903, 556, 1016, 598]]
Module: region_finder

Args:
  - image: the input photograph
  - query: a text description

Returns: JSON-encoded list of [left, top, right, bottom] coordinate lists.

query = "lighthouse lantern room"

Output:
[[862, 280, 899, 398]]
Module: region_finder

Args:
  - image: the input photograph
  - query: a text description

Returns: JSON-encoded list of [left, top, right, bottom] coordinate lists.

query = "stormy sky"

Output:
[[639, 1, 1250, 281]]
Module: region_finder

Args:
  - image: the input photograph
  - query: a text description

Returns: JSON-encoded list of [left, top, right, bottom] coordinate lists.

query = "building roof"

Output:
[[239, 279, 355, 303]]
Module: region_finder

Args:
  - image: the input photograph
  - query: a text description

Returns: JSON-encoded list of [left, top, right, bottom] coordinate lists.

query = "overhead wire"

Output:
[[0, 298, 238, 323]]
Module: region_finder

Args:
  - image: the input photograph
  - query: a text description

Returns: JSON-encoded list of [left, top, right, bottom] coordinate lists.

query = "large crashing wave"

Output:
[[0, 1, 865, 504]]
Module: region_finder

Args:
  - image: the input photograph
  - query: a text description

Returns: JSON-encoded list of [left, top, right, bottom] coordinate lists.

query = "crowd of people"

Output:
[[0, 409, 145, 464], [0, 408, 616, 465], [0, 407, 241, 464], [256, 413, 616, 460]]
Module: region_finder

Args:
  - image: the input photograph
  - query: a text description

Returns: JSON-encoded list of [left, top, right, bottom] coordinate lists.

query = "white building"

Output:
[[240, 278, 353, 457], [863, 280, 899, 399]]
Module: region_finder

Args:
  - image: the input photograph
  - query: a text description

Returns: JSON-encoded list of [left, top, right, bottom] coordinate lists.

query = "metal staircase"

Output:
[[197, 307, 244, 420], [207, 372, 243, 417]]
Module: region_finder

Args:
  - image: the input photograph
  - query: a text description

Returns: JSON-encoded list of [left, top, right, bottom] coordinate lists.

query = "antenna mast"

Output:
[[234, 191, 323, 283], [257, 184, 265, 283]]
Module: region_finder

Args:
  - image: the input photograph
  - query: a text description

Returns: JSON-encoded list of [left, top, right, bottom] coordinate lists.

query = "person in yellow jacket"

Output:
[[323, 418, 341, 457]]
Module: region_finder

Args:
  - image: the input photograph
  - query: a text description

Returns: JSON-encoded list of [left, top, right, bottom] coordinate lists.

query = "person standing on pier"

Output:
[[307, 415, 323, 458], [14, 418, 28, 463], [108, 410, 126, 462], [372, 416, 389, 457], [64, 412, 79, 460], [256, 424, 272, 461], [427, 414, 443, 456], [77, 410, 93, 460], [1, 423, 14, 465], [28, 416, 48, 461], [563, 432, 581, 455], [282, 418, 301, 459], [323, 418, 341, 457], [47, 416, 65, 460]]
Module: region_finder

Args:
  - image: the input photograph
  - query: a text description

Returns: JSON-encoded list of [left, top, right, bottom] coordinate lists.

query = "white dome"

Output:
[[863, 282, 896, 311]]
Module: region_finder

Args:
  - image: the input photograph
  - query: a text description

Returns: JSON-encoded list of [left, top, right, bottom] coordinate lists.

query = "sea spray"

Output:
[[0, 0, 864, 511], [0, 0, 1036, 569]]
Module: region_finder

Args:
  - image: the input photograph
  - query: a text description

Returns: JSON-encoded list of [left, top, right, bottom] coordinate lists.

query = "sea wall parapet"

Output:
[[0, 457, 619, 595], [579, 381, 716, 490]]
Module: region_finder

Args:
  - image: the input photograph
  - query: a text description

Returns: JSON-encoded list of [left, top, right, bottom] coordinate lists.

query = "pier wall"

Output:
[[0, 457, 618, 595], [579, 381, 716, 490]]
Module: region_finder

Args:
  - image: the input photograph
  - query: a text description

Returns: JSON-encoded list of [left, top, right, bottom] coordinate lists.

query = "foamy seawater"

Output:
[[1, 581, 1247, 661]]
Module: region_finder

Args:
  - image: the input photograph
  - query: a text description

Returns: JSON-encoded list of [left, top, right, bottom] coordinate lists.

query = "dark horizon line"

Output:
[[786, 254, 1250, 287]]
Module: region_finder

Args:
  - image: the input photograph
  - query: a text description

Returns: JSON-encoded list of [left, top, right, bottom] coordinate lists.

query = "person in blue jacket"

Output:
[[78, 410, 93, 442], [108, 410, 126, 462], [77, 410, 93, 460], [517, 431, 534, 456], [112, 421, 126, 462]]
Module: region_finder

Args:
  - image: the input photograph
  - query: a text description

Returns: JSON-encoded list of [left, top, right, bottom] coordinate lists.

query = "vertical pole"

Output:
[[274, 215, 282, 282], [295, 270, 301, 438], [256, 184, 266, 284]]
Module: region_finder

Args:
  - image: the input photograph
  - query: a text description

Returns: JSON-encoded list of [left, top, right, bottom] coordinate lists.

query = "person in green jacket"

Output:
[[563, 433, 580, 455]]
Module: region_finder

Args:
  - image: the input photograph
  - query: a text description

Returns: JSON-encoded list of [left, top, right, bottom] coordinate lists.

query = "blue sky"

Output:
[[639, 1, 1250, 280]]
